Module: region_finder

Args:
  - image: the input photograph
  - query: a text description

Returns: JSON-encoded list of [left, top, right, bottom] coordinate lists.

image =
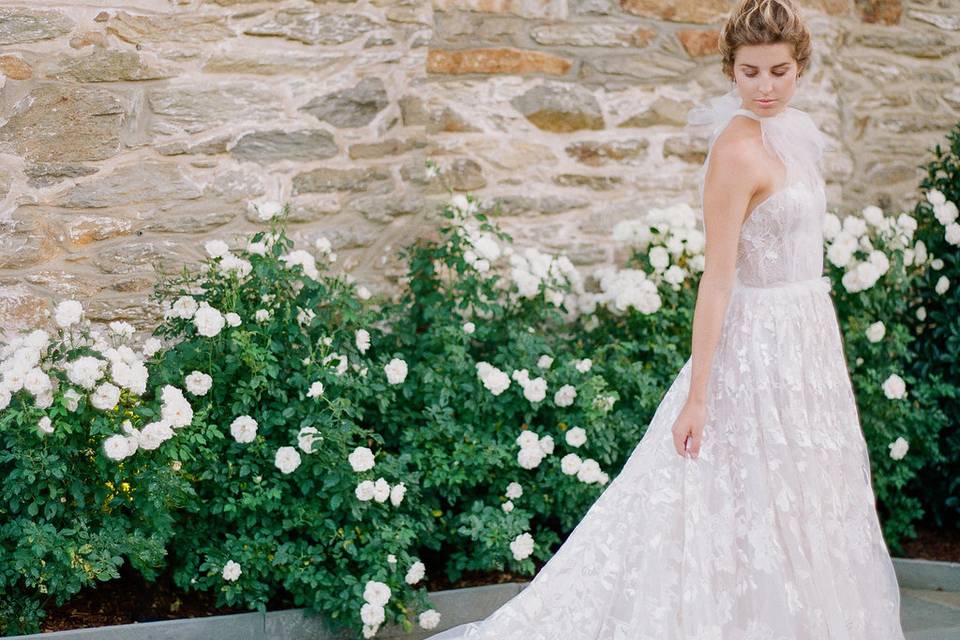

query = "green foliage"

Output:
[[907, 123, 960, 528], [0, 327, 190, 635]]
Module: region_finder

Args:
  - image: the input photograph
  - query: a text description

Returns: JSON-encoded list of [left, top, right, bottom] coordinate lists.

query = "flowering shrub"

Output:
[[907, 123, 960, 529], [0, 315, 191, 635], [148, 213, 437, 639], [822, 203, 952, 549], [0, 157, 954, 634], [376, 194, 627, 583]]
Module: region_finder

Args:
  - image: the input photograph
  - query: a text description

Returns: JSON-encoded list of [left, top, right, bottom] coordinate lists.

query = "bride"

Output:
[[424, 0, 906, 638]]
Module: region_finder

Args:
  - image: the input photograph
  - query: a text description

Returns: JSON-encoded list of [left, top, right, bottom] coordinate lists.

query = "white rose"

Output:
[[355, 480, 376, 501], [360, 602, 385, 627], [862, 205, 884, 226], [865, 321, 885, 343], [517, 445, 545, 470], [560, 453, 582, 475], [230, 415, 258, 443], [254, 201, 283, 221], [405, 560, 426, 585], [389, 482, 406, 506], [522, 377, 547, 403], [193, 304, 225, 338], [537, 354, 553, 369], [349, 446, 376, 472], [205, 240, 230, 259], [935, 275, 950, 295], [307, 381, 324, 398], [104, 434, 134, 461], [505, 481, 523, 499], [54, 300, 84, 328], [648, 246, 670, 272], [463, 321, 476, 334], [38, 416, 54, 434], [501, 500, 514, 513], [822, 213, 842, 240], [172, 296, 198, 320], [222, 560, 242, 582], [882, 373, 907, 400], [384, 358, 408, 385], [945, 222, 960, 246], [372, 477, 390, 503], [575, 358, 592, 373], [297, 426, 322, 454], [916, 306, 927, 321], [565, 426, 587, 448], [926, 189, 946, 206], [363, 580, 391, 607], [509, 532, 534, 561], [63, 388, 82, 412], [888, 436, 909, 460], [185, 371, 213, 396], [225, 312, 242, 327], [553, 384, 577, 407], [356, 285, 372, 300], [418, 609, 441, 630], [274, 446, 302, 474], [142, 337, 163, 357], [91, 383, 121, 411], [355, 329, 371, 354]]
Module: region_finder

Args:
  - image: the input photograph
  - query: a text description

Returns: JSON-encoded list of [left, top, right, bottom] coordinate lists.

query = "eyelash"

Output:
[[745, 72, 787, 77]]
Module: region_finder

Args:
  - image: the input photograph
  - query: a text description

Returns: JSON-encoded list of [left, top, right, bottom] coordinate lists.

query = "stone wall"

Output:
[[0, 0, 958, 331]]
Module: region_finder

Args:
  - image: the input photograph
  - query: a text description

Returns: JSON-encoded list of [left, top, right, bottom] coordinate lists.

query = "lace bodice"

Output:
[[687, 89, 829, 287], [736, 166, 827, 286]]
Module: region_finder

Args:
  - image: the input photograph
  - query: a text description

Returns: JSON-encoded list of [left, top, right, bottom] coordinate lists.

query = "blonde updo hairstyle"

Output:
[[719, 0, 813, 82]]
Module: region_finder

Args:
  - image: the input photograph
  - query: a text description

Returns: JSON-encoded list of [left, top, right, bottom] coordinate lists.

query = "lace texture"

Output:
[[425, 92, 905, 640]]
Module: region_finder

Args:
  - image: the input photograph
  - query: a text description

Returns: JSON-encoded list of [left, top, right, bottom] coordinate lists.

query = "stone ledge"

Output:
[[7, 558, 958, 639]]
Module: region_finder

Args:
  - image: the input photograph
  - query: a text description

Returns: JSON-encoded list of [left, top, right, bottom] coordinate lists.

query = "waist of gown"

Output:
[[733, 275, 831, 295]]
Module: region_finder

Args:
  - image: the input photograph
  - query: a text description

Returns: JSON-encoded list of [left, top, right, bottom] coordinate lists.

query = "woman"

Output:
[[425, 1, 906, 637]]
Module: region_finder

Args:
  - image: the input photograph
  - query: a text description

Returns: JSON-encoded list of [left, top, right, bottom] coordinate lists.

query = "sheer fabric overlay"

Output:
[[425, 89, 905, 640]]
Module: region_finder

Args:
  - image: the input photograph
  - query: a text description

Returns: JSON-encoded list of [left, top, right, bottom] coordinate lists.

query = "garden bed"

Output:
[[26, 523, 960, 635]]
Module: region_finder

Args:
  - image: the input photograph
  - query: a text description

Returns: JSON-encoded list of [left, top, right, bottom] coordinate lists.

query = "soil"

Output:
[[35, 526, 959, 634]]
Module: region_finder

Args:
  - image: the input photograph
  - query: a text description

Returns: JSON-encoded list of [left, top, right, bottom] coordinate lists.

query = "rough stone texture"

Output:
[[0, 85, 125, 163], [855, 0, 902, 25], [231, 130, 340, 163], [0, 0, 957, 332], [49, 50, 176, 82], [677, 29, 721, 57], [0, 7, 74, 45], [245, 10, 379, 45], [148, 82, 283, 136], [0, 55, 33, 80], [620, 0, 730, 24], [432, 0, 567, 19], [510, 83, 605, 132], [106, 11, 233, 46], [299, 77, 390, 128], [427, 48, 572, 75], [293, 167, 393, 195], [529, 23, 656, 48], [56, 162, 203, 209]]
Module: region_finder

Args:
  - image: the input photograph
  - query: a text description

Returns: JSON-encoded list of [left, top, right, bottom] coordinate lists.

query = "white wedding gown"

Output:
[[424, 88, 905, 640]]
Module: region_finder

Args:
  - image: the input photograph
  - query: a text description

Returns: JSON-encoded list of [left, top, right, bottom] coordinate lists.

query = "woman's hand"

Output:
[[671, 398, 708, 459]]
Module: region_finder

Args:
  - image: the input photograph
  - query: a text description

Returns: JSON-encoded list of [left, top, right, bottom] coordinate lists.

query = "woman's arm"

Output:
[[671, 131, 764, 458]]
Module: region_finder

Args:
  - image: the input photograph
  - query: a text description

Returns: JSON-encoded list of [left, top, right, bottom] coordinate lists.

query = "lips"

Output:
[[757, 99, 776, 105]]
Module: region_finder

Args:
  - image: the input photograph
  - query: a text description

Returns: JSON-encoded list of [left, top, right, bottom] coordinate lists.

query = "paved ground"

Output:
[[903, 587, 960, 639]]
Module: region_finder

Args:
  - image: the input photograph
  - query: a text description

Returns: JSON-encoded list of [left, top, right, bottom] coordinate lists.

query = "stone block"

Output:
[[427, 48, 572, 75], [0, 7, 74, 45], [299, 77, 389, 128], [231, 130, 339, 163], [245, 10, 379, 45], [0, 84, 124, 163]]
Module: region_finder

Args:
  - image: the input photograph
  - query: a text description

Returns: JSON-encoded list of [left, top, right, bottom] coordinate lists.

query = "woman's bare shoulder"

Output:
[[708, 117, 767, 178]]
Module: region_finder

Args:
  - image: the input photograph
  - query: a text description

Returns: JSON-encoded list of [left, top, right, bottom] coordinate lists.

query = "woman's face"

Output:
[[732, 42, 801, 116]]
